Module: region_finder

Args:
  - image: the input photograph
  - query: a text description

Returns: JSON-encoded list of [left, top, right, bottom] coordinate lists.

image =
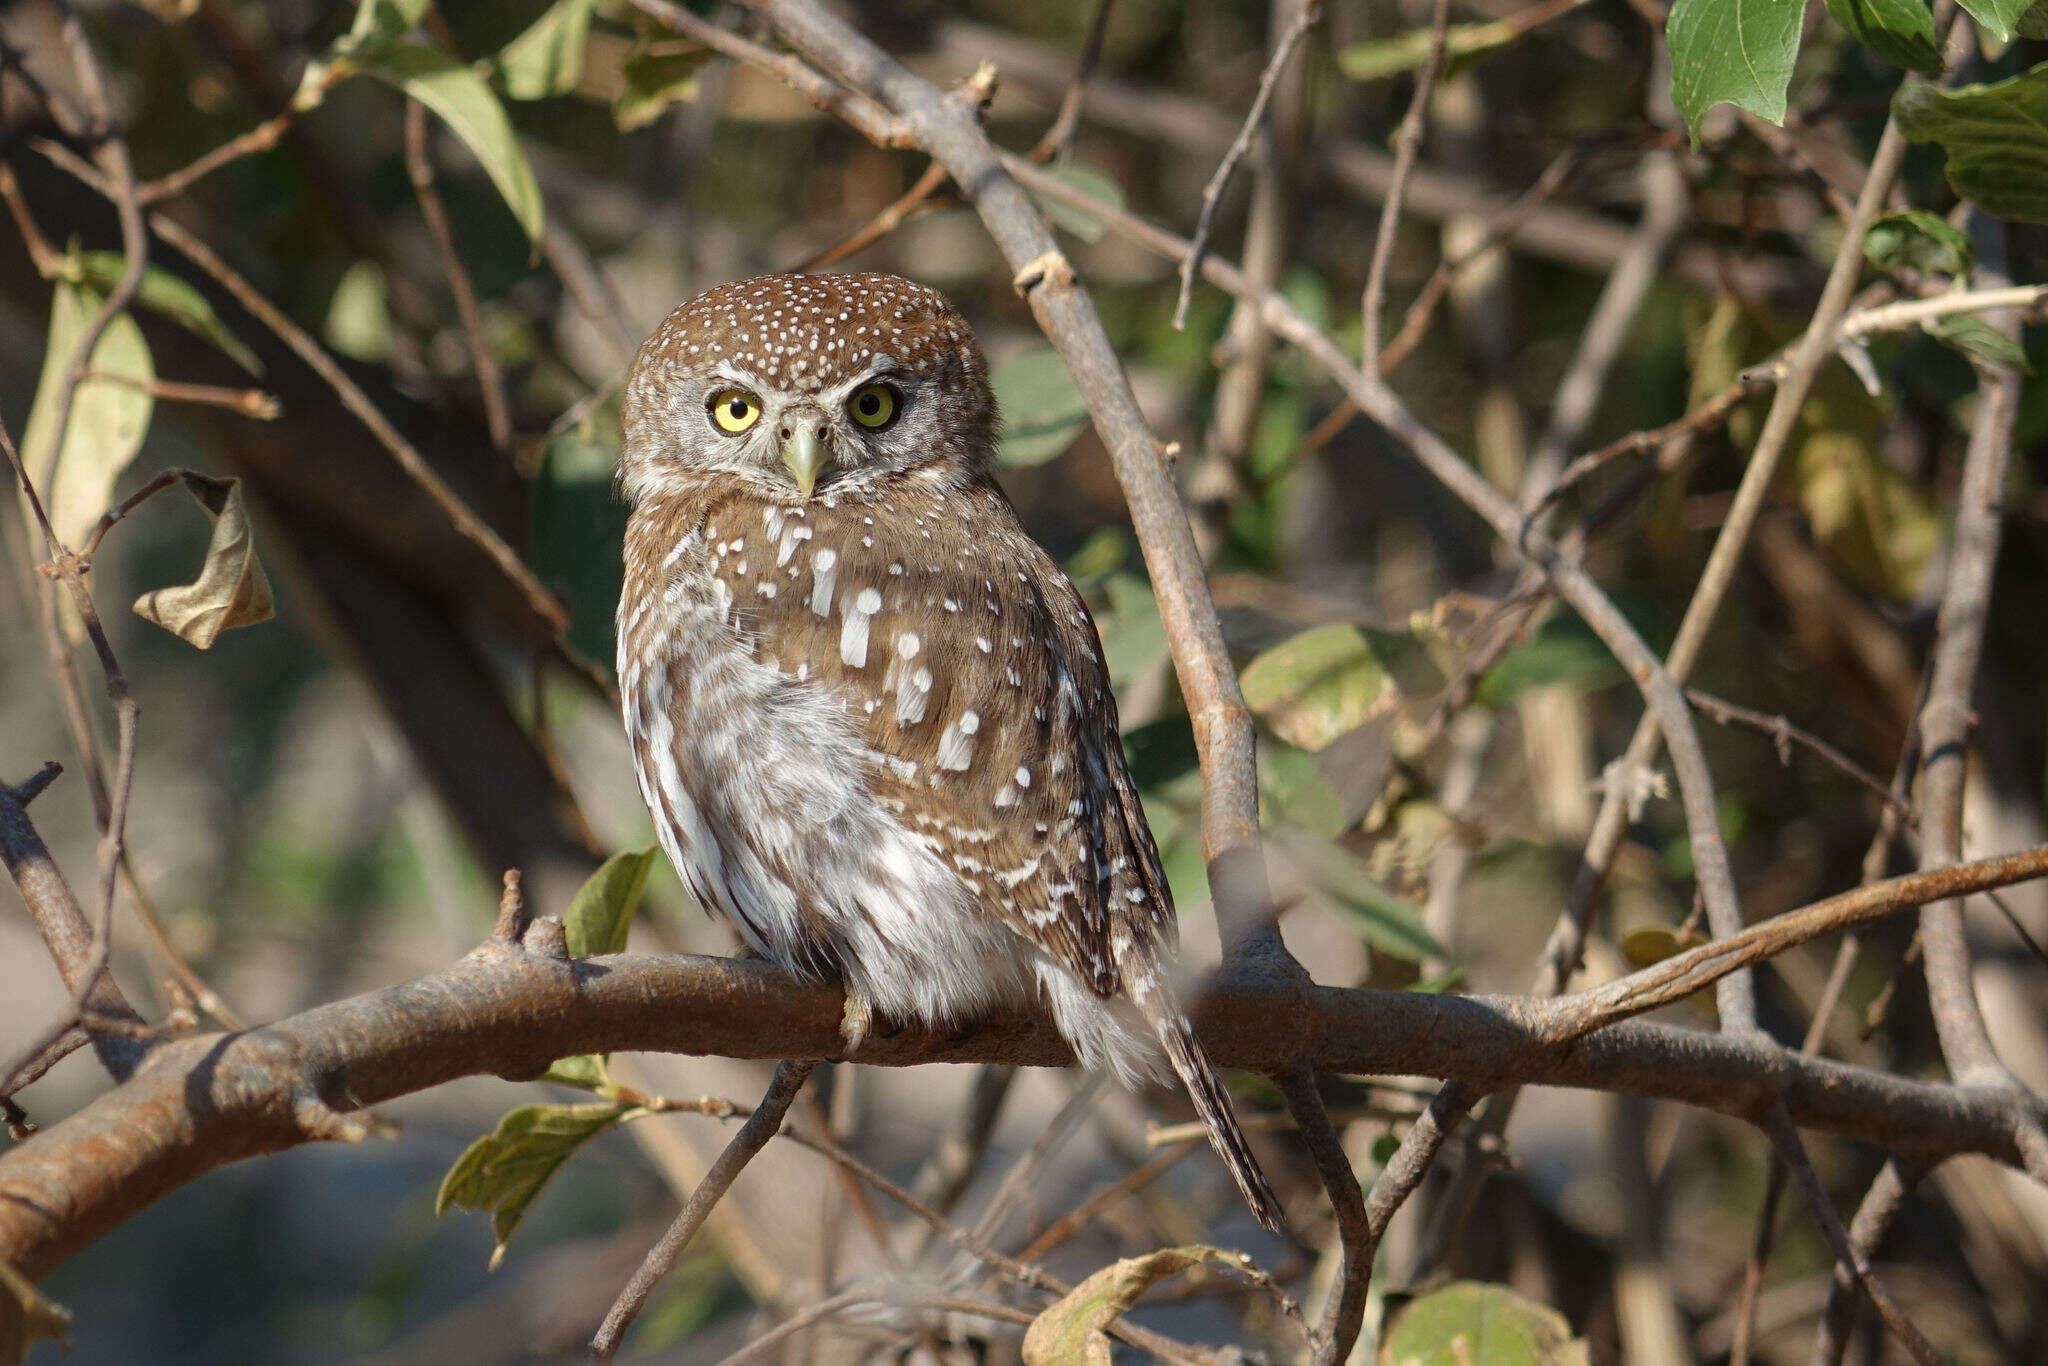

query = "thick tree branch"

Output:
[[7, 833, 2048, 1288]]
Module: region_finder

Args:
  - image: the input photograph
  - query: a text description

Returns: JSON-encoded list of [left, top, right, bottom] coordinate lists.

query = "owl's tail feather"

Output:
[[1139, 991, 1286, 1234]]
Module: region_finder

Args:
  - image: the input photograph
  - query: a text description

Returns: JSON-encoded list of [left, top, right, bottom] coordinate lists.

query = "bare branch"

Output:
[[1173, 0, 1320, 329], [1359, 0, 1450, 373], [404, 99, 512, 457], [592, 1060, 816, 1358]]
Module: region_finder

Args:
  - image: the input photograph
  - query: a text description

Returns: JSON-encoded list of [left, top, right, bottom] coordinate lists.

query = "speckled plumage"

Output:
[[616, 272, 1280, 1230]]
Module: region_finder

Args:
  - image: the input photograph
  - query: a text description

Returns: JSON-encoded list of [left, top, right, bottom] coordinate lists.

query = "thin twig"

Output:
[[1909, 241, 2045, 1161], [1010, 136, 1753, 1019], [1171, 0, 1319, 330], [590, 1060, 817, 1359], [1275, 1063, 1366, 1365], [1378, 142, 1584, 375], [797, 160, 950, 271], [30, 151, 575, 639], [1837, 282, 2048, 339], [84, 372, 280, 420], [1686, 686, 1915, 821], [1555, 842, 2048, 1039], [405, 99, 512, 457], [1808, 1158, 1921, 1366], [1013, 1139, 1200, 1262], [1762, 1107, 1941, 1365], [1026, 0, 1117, 162], [1360, 0, 1450, 374]]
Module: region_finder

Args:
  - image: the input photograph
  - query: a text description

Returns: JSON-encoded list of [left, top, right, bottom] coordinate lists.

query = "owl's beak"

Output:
[[780, 426, 833, 500]]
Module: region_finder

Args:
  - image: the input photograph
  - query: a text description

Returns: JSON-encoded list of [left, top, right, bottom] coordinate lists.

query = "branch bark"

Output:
[[7, 835, 2048, 1288]]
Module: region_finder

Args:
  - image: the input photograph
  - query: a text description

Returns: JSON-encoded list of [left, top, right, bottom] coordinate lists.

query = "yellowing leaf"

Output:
[[1023, 1246, 1250, 1366], [20, 278, 155, 553], [1379, 1280, 1589, 1365], [132, 473, 275, 648], [436, 1101, 645, 1269], [1793, 429, 1940, 599], [563, 846, 658, 959], [1240, 623, 1392, 751], [1619, 923, 1709, 967]]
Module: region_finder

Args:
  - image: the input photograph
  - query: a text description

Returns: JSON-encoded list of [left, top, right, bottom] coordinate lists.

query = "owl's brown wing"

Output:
[[694, 476, 1167, 996]]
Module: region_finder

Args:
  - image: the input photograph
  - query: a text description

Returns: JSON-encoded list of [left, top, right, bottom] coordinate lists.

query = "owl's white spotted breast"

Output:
[[619, 470, 1179, 1025]]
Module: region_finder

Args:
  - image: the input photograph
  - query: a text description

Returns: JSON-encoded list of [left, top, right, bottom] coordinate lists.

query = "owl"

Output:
[[616, 272, 1281, 1231]]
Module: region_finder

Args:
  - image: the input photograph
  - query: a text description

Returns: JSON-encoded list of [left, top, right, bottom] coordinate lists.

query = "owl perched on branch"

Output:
[[616, 272, 1282, 1231]]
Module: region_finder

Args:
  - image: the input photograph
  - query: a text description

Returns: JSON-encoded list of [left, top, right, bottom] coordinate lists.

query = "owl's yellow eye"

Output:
[[848, 384, 898, 429], [709, 389, 762, 434]]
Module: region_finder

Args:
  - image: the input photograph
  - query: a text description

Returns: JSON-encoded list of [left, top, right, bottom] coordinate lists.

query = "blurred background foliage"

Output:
[[3, 0, 2048, 1361]]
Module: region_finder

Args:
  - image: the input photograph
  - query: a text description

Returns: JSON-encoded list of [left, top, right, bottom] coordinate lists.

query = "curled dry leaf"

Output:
[[132, 472, 275, 649], [1022, 1245, 1252, 1365]]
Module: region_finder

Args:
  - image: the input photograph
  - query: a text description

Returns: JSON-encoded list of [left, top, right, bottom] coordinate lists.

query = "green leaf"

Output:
[[563, 846, 658, 959], [132, 473, 276, 648], [1895, 66, 2048, 223], [990, 346, 1090, 466], [1101, 574, 1169, 689], [1958, 0, 2029, 40], [1926, 312, 2031, 371], [1380, 1280, 1589, 1365], [1316, 853, 1443, 963], [541, 1052, 615, 1092], [1030, 165, 1126, 243], [437, 1101, 645, 1269], [0, 1260, 71, 1366], [615, 41, 711, 132], [325, 261, 394, 363], [1062, 524, 1128, 585], [1666, 0, 1803, 144], [1023, 1246, 1249, 1366], [1475, 616, 1626, 707], [1412, 965, 1468, 994], [345, 0, 429, 49], [493, 0, 593, 100], [20, 275, 154, 550], [342, 43, 545, 242], [1862, 210, 1974, 277], [2022, 0, 2048, 39], [1240, 624, 1393, 752], [1823, 0, 1942, 74], [72, 252, 262, 375], [1260, 742, 1347, 840]]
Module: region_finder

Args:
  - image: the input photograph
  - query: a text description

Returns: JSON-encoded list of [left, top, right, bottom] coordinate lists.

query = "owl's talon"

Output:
[[839, 991, 876, 1053]]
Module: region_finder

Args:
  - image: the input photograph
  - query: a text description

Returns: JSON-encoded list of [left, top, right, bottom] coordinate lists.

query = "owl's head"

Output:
[[619, 272, 996, 507]]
